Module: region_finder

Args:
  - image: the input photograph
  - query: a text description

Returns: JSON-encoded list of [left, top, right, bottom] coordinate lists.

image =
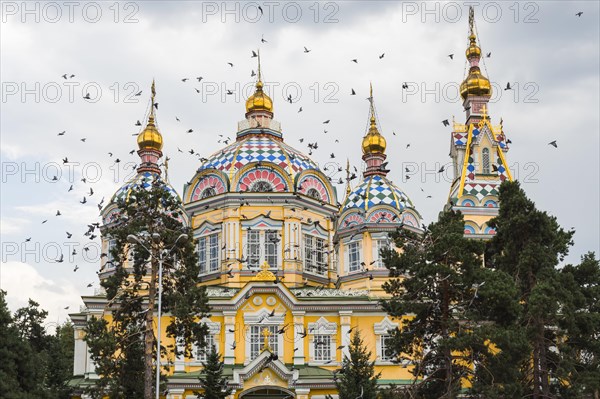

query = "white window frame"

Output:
[[313, 334, 332, 362], [198, 233, 220, 274], [372, 235, 392, 269], [243, 310, 285, 364], [379, 334, 394, 362], [308, 317, 338, 365], [374, 317, 399, 364], [105, 238, 117, 269], [195, 334, 216, 363], [346, 241, 361, 273], [245, 229, 280, 269], [303, 234, 327, 275], [248, 325, 279, 360]]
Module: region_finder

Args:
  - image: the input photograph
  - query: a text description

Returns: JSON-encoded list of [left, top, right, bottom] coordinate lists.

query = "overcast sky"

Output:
[[1, 1, 599, 325]]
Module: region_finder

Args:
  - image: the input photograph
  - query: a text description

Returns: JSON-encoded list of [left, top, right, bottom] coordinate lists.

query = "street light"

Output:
[[127, 233, 188, 399]]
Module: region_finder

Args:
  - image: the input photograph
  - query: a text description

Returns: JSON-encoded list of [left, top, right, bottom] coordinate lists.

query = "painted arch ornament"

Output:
[[190, 173, 227, 201], [297, 175, 330, 203], [236, 167, 289, 192]]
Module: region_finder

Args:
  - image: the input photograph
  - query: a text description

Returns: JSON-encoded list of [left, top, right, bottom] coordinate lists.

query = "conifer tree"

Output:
[[197, 346, 232, 399], [381, 210, 523, 398], [486, 180, 575, 398], [84, 178, 211, 399], [335, 331, 380, 399]]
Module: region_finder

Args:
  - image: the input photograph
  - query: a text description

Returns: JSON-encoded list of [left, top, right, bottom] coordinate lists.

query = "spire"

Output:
[[345, 158, 351, 197], [136, 80, 163, 174], [460, 6, 491, 102], [245, 49, 273, 115], [361, 83, 388, 177]]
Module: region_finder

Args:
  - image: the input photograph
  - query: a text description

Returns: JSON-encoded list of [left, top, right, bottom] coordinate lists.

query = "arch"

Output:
[[339, 211, 366, 229], [461, 198, 476, 207], [295, 169, 336, 205], [239, 387, 295, 399], [483, 199, 498, 208], [233, 163, 292, 193], [401, 211, 420, 227], [464, 224, 477, 235], [184, 169, 229, 203]]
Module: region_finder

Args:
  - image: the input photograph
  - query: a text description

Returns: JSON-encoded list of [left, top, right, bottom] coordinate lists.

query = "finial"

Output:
[[368, 82, 376, 126], [150, 79, 156, 121], [468, 6, 475, 37], [345, 158, 351, 196], [257, 49, 262, 83]]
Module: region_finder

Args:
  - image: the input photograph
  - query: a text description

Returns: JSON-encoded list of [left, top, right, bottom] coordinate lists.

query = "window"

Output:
[[304, 235, 327, 275], [106, 239, 117, 269], [306, 188, 321, 200], [246, 230, 280, 269], [376, 239, 391, 269], [249, 325, 278, 360], [198, 234, 219, 274], [195, 334, 215, 363], [482, 148, 490, 174], [313, 335, 332, 361], [251, 181, 274, 192], [380, 335, 394, 362], [348, 241, 361, 273], [201, 187, 216, 198]]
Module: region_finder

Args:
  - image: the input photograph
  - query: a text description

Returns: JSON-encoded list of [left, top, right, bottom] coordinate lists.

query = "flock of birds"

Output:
[[28, 8, 588, 303]]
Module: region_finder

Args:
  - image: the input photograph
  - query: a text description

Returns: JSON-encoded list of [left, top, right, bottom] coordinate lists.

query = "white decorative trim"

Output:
[[243, 307, 286, 325], [307, 317, 337, 335], [291, 288, 369, 297], [374, 316, 398, 335], [206, 287, 238, 297]]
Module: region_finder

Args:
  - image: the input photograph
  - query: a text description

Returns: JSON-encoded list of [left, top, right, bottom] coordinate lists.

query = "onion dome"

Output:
[[361, 84, 386, 155], [245, 51, 273, 114], [137, 81, 163, 151], [460, 30, 492, 99], [343, 175, 414, 213]]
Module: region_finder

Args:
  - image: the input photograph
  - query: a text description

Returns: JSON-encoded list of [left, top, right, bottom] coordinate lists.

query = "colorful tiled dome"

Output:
[[342, 175, 415, 212], [111, 171, 180, 204], [199, 135, 319, 181]]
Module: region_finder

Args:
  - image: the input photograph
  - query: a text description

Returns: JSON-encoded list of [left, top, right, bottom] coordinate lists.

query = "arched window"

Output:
[[201, 187, 216, 199], [250, 181, 273, 192], [306, 188, 321, 200], [482, 148, 490, 174]]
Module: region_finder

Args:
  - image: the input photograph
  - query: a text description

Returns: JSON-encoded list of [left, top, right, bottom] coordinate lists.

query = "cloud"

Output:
[[0, 261, 83, 328]]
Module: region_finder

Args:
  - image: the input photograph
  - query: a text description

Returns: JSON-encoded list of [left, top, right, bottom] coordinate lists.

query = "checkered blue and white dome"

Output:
[[111, 171, 180, 204], [199, 135, 319, 179], [343, 175, 416, 212]]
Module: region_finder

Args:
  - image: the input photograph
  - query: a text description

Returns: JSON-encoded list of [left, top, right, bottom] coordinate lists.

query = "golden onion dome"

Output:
[[460, 67, 492, 99], [246, 80, 273, 113], [466, 33, 481, 59], [137, 115, 163, 151], [362, 115, 386, 154]]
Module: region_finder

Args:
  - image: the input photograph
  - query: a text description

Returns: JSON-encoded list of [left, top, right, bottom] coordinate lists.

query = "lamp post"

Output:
[[127, 232, 188, 399]]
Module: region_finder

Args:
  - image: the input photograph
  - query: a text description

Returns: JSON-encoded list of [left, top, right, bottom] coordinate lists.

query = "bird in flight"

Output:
[[227, 62, 234, 67], [505, 82, 512, 90], [58, 131, 66, 136], [379, 53, 385, 59], [303, 46, 311, 53], [181, 78, 189, 82], [351, 59, 358, 63], [251, 50, 258, 58], [438, 166, 445, 173], [83, 93, 91, 100], [548, 140, 558, 148], [298, 107, 302, 113], [261, 35, 267, 43], [323, 120, 330, 124], [442, 119, 449, 127], [575, 11, 583, 17], [135, 90, 142, 96], [448, 54, 454, 59], [486, 52, 492, 58], [351, 88, 356, 95]]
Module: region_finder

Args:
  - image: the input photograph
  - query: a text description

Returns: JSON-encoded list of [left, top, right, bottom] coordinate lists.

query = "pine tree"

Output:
[[335, 331, 380, 399], [381, 210, 524, 398], [486, 180, 575, 398], [197, 346, 232, 399], [556, 252, 600, 398], [84, 178, 211, 399]]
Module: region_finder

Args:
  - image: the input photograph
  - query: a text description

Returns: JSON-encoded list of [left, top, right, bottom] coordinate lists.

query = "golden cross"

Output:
[[261, 327, 272, 352], [481, 104, 489, 120]]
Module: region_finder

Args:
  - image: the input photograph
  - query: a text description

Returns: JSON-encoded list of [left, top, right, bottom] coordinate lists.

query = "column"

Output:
[[339, 311, 352, 360], [296, 388, 310, 399], [73, 327, 87, 375], [293, 311, 306, 365], [224, 311, 237, 365]]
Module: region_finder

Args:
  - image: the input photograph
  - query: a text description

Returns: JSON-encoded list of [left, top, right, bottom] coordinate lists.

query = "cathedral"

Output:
[[69, 11, 511, 399]]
